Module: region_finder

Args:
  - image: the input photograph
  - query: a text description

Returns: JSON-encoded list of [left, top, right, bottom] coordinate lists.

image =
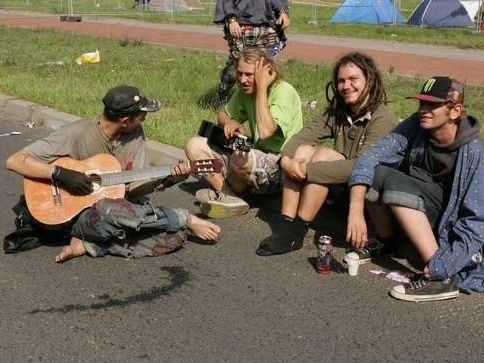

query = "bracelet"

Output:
[[227, 17, 237, 25], [51, 165, 60, 182]]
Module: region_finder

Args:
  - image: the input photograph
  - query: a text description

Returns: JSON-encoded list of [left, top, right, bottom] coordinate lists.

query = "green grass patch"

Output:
[[2, 0, 484, 49], [0, 26, 483, 148]]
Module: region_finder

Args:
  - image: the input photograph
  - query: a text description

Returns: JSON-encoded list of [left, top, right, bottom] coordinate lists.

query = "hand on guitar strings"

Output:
[[51, 166, 94, 195], [172, 159, 191, 176]]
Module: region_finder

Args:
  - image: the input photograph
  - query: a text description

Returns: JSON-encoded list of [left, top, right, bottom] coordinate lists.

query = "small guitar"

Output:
[[198, 120, 253, 153], [24, 153, 222, 226]]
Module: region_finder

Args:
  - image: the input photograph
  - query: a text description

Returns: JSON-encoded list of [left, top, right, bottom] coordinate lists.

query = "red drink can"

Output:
[[315, 235, 333, 273]]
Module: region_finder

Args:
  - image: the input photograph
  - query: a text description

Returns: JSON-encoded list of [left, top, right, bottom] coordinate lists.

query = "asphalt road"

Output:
[[1, 111, 484, 362]]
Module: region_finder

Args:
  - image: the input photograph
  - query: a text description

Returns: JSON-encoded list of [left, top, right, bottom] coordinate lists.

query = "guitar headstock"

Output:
[[231, 135, 252, 153], [190, 159, 223, 174]]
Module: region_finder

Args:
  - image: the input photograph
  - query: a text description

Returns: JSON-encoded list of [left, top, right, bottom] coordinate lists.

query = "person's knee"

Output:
[[185, 136, 209, 160], [311, 147, 344, 162], [294, 145, 316, 160]]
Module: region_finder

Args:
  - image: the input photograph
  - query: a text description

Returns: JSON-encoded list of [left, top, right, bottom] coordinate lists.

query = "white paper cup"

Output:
[[346, 252, 359, 276]]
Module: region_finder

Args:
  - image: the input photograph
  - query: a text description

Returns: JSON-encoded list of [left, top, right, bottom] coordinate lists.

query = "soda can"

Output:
[[315, 235, 333, 273]]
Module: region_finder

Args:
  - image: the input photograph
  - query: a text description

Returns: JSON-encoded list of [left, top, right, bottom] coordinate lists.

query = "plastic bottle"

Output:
[[315, 235, 333, 273]]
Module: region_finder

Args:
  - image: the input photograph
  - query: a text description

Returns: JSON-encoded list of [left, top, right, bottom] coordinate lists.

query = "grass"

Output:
[[1, 0, 484, 49], [0, 26, 483, 148]]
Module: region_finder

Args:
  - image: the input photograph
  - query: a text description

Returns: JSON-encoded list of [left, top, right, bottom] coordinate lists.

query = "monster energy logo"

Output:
[[423, 78, 436, 93]]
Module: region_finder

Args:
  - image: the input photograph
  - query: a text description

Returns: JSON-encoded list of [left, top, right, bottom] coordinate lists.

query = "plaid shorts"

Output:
[[224, 25, 285, 59], [212, 147, 281, 194]]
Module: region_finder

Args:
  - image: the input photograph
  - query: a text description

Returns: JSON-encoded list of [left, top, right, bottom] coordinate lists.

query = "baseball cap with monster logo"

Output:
[[407, 76, 464, 105]]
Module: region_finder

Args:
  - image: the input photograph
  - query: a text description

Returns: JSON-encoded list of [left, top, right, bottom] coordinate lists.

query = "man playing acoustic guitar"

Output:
[[5, 85, 220, 262]]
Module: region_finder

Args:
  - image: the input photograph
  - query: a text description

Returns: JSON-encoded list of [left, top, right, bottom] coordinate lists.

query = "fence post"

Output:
[[308, 0, 318, 25]]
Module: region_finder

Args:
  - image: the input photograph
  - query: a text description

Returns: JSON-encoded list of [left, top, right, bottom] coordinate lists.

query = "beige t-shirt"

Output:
[[26, 118, 149, 171]]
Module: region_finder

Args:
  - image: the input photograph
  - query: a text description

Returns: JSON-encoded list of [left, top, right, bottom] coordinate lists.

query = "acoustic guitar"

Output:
[[24, 153, 222, 226]]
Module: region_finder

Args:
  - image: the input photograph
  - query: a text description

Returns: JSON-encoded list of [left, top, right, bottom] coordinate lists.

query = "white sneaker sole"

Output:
[[200, 201, 249, 219], [389, 285, 460, 302]]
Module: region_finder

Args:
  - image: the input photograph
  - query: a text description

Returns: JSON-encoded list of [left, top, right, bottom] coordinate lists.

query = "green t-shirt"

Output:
[[225, 80, 303, 153]]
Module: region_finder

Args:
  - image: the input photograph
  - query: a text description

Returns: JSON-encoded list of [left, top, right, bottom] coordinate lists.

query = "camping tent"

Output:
[[407, 0, 481, 27], [330, 0, 405, 24]]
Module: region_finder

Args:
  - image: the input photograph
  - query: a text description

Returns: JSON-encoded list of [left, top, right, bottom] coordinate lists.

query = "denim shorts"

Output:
[[366, 165, 444, 226]]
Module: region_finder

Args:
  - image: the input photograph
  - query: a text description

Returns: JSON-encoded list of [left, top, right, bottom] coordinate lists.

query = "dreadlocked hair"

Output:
[[324, 52, 387, 121]]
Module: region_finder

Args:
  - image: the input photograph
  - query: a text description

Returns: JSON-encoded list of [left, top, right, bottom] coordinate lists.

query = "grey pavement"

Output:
[[2, 12, 484, 362], [2, 96, 484, 362]]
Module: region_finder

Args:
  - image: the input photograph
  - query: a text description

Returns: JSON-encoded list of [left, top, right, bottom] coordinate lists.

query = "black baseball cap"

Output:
[[407, 76, 464, 104], [102, 85, 161, 116]]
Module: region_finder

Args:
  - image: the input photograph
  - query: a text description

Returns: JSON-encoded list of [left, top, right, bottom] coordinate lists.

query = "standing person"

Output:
[[213, 0, 291, 105], [346, 76, 484, 302], [5, 85, 220, 262], [256, 52, 397, 256], [185, 47, 303, 219]]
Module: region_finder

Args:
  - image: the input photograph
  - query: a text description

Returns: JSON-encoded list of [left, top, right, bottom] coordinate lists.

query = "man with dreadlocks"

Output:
[[256, 52, 397, 256]]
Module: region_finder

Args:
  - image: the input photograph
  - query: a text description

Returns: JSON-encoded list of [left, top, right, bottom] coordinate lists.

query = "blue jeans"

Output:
[[70, 198, 188, 258], [366, 165, 444, 226]]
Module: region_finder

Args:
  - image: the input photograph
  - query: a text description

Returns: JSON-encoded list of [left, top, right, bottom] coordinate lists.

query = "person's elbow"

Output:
[[258, 125, 278, 140], [5, 153, 18, 171], [5, 149, 28, 173]]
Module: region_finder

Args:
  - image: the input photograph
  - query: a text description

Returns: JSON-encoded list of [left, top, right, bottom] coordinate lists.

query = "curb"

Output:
[[0, 91, 185, 165]]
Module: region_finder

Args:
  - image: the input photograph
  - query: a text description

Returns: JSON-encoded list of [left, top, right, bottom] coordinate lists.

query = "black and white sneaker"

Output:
[[390, 276, 460, 302], [343, 238, 388, 265]]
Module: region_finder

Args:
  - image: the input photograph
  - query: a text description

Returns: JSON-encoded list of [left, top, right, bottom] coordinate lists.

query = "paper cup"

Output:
[[346, 252, 359, 276]]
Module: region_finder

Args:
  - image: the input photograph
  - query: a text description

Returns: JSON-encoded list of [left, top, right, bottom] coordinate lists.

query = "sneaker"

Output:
[[195, 188, 249, 219], [343, 238, 388, 265], [390, 276, 459, 302]]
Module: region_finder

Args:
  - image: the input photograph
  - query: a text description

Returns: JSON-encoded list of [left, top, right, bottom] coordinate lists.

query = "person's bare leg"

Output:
[[187, 215, 221, 241], [280, 145, 318, 218], [55, 237, 86, 263], [390, 205, 438, 263], [297, 183, 330, 222], [185, 136, 225, 191], [295, 147, 344, 222], [281, 178, 302, 219], [366, 201, 395, 238], [227, 151, 253, 194]]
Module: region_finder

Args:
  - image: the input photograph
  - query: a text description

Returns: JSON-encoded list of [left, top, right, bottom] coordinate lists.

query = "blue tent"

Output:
[[330, 0, 405, 24], [408, 0, 474, 27]]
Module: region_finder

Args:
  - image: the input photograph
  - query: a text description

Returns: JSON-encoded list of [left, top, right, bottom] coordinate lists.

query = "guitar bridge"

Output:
[[51, 182, 62, 206]]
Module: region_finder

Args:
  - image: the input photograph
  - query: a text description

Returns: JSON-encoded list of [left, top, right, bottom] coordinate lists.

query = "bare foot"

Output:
[[188, 215, 221, 241], [55, 237, 86, 263]]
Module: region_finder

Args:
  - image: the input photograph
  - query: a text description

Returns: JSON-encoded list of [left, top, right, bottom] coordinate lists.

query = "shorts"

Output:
[[366, 165, 444, 226], [224, 25, 284, 60], [214, 147, 281, 195]]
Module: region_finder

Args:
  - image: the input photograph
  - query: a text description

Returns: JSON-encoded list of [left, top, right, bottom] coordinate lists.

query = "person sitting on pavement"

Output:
[[185, 47, 303, 219], [255, 52, 397, 256], [5, 85, 220, 263], [346, 76, 484, 302], [213, 0, 291, 105]]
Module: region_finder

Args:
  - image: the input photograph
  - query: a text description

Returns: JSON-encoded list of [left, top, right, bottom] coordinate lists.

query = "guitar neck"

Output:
[[99, 165, 173, 186]]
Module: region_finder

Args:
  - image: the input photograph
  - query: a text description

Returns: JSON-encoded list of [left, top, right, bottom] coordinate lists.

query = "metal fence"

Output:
[[1, 0, 482, 32]]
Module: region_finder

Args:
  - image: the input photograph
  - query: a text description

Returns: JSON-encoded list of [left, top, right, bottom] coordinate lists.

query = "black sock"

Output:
[[295, 216, 310, 227], [378, 235, 396, 246]]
